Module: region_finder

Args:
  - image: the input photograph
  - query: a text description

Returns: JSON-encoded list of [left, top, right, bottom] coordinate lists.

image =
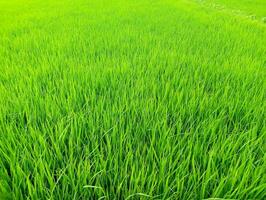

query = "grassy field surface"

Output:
[[0, 0, 265, 199], [203, 0, 266, 18]]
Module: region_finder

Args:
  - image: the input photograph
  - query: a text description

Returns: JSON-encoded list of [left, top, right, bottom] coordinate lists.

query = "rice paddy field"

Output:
[[0, 0, 266, 199]]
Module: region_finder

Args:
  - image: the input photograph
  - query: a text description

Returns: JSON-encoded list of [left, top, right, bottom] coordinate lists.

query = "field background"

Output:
[[0, 0, 265, 199], [203, 0, 266, 18]]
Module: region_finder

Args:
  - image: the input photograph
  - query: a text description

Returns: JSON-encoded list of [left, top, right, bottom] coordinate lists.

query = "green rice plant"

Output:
[[0, 0, 265, 199]]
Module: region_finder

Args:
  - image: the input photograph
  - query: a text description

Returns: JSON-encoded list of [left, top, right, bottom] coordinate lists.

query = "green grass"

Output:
[[0, 0, 265, 199], [203, 0, 266, 18]]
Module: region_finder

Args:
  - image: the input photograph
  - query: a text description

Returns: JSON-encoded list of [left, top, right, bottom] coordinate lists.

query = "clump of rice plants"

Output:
[[0, 0, 265, 199]]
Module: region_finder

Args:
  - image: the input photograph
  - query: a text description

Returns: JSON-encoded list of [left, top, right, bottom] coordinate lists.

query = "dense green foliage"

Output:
[[203, 0, 266, 18], [0, 0, 265, 199]]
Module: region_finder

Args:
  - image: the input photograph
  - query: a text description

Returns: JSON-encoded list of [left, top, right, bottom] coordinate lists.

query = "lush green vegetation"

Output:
[[203, 0, 266, 18], [0, 0, 265, 199]]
